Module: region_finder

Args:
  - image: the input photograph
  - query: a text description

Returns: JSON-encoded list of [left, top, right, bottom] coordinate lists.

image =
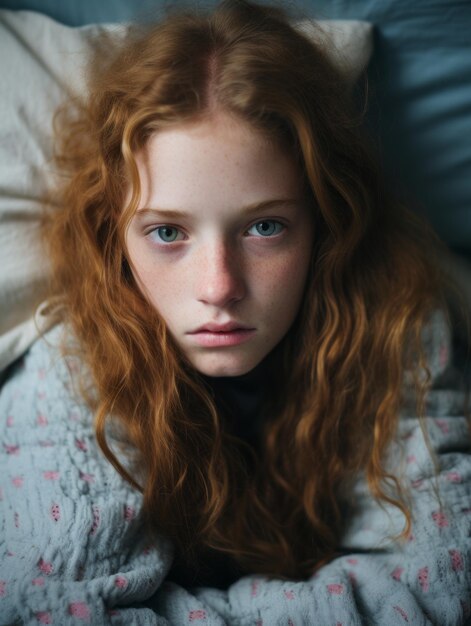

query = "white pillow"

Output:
[[0, 9, 374, 375]]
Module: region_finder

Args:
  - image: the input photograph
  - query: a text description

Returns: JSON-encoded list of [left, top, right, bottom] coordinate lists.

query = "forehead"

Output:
[[134, 113, 304, 213]]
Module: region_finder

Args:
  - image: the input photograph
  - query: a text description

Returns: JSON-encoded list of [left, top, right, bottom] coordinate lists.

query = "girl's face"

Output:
[[125, 112, 314, 377]]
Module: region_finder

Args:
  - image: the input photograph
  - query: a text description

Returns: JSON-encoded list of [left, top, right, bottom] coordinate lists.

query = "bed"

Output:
[[0, 2, 470, 624]]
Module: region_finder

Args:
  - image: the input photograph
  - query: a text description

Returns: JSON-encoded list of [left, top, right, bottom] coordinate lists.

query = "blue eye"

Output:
[[151, 226, 184, 243], [247, 220, 284, 237]]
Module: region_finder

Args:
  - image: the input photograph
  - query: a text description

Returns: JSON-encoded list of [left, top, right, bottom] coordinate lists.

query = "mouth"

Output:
[[189, 321, 254, 334], [187, 323, 256, 347]]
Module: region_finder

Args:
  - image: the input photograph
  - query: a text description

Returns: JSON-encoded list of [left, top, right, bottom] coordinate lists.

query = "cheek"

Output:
[[139, 267, 184, 311], [256, 246, 311, 317], [126, 247, 186, 319]]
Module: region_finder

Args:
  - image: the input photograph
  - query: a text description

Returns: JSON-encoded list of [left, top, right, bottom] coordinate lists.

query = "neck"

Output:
[[199, 344, 283, 447]]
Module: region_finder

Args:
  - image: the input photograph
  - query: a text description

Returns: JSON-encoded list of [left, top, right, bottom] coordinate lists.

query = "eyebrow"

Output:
[[135, 198, 303, 219]]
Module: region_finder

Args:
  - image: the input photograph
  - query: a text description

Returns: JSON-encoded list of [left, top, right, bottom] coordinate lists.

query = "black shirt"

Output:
[[166, 349, 280, 589]]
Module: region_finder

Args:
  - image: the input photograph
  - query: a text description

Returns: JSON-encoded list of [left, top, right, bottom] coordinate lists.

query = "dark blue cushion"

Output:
[[0, 0, 161, 25], [311, 0, 471, 250]]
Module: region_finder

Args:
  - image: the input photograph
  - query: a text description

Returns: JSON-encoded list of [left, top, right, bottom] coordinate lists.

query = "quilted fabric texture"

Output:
[[0, 311, 470, 624]]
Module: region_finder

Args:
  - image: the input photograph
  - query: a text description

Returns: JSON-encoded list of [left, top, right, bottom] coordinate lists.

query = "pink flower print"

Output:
[[406, 455, 416, 464], [32, 578, 45, 586], [284, 590, 295, 600], [6, 416, 13, 426], [37, 413, 48, 427], [393, 605, 409, 622], [114, 576, 128, 589], [0, 581, 5, 597], [123, 504, 135, 521], [436, 419, 449, 434], [50, 503, 61, 522], [107, 609, 120, 617], [391, 566, 404, 581], [4, 444, 20, 455], [11, 476, 23, 488], [346, 558, 358, 565], [255, 620, 263, 626], [432, 510, 449, 528], [189, 609, 207, 621], [288, 620, 295, 626], [449, 549, 464, 572], [38, 558, 54, 575], [35, 611, 52, 624], [68, 602, 91, 620], [407, 533, 415, 542], [411, 479, 423, 489], [445, 472, 462, 483], [251, 580, 260, 597], [327, 584, 344, 595], [14, 512, 19, 528], [418, 567, 429, 592], [75, 438, 88, 452], [79, 471, 95, 483], [90, 506, 100, 535], [43, 471, 59, 481], [439, 343, 449, 368]]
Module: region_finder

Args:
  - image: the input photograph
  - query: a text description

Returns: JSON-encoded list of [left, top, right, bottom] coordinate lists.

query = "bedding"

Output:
[[0, 9, 373, 375], [1, 309, 470, 624], [312, 0, 471, 250], [0, 5, 470, 625], [1, 0, 470, 250]]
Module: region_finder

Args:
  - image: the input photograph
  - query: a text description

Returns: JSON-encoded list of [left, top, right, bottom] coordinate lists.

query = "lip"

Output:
[[189, 321, 253, 333], [186, 322, 256, 348]]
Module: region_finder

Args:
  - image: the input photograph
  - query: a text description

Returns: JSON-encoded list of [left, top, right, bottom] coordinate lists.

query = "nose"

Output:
[[196, 239, 246, 308]]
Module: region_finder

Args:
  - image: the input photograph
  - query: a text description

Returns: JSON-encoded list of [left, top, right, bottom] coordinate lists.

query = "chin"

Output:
[[191, 354, 261, 378]]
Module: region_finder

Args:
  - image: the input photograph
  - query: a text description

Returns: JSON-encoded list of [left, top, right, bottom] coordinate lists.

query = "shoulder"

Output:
[[0, 323, 174, 622], [0, 321, 149, 549], [1, 321, 95, 433], [405, 307, 453, 383], [7, 321, 133, 460], [0, 321, 136, 493]]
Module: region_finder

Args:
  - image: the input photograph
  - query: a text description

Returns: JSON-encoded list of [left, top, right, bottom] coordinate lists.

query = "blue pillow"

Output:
[[1, 0, 470, 251], [0, 0, 162, 25], [312, 0, 471, 251]]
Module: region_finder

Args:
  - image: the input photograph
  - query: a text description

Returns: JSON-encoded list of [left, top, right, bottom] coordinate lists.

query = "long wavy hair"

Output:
[[40, 0, 466, 581]]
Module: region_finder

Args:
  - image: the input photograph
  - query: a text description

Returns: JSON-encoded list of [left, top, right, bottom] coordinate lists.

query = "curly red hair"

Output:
[[40, 0, 465, 580]]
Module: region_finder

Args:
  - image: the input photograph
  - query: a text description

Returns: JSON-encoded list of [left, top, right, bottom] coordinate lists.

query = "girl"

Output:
[[1, 0, 470, 623]]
